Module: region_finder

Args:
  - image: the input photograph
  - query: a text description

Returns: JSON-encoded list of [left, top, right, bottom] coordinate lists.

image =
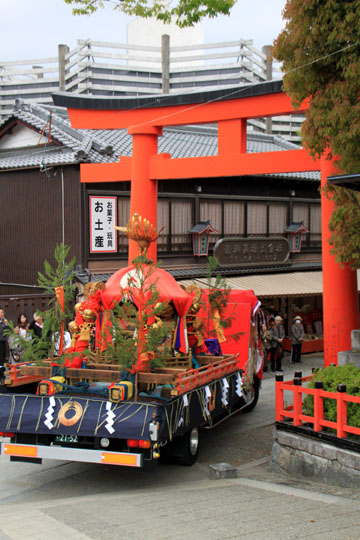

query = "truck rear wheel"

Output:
[[177, 427, 199, 466]]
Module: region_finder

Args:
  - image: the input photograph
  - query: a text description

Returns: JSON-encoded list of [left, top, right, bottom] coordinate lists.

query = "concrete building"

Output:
[[0, 36, 303, 143]]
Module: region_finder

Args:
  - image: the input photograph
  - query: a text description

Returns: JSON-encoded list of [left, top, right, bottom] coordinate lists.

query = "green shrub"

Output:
[[304, 364, 360, 437]]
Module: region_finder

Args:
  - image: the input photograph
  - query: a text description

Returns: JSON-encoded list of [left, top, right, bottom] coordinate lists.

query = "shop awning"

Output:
[[178, 270, 360, 298]]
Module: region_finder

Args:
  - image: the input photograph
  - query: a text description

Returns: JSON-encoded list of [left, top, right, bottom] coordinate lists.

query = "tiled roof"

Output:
[[0, 99, 320, 182], [88, 261, 323, 285]]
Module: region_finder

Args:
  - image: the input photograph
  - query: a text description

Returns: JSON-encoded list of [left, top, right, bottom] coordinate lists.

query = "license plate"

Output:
[[54, 434, 78, 444]]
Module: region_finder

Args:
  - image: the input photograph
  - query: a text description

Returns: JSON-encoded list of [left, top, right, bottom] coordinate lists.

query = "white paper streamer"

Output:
[[44, 396, 56, 430], [221, 378, 229, 406], [204, 385, 212, 416], [235, 373, 244, 397], [105, 401, 116, 434], [178, 394, 189, 426]]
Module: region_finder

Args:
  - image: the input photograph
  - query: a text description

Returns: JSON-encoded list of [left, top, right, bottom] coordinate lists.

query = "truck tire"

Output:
[[242, 376, 260, 413], [177, 427, 199, 466]]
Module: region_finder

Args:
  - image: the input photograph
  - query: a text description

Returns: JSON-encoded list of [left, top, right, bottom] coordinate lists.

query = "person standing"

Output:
[[0, 308, 9, 381], [29, 312, 43, 339], [290, 315, 305, 363], [261, 321, 273, 372], [8, 324, 23, 363], [270, 315, 285, 372], [17, 313, 30, 339]]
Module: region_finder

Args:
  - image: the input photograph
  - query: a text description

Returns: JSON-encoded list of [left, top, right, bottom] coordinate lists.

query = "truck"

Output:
[[0, 246, 263, 469]]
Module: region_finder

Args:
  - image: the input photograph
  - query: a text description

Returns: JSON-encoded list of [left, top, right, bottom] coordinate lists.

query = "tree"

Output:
[[273, 0, 360, 268], [322, 182, 360, 269], [64, 0, 236, 28]]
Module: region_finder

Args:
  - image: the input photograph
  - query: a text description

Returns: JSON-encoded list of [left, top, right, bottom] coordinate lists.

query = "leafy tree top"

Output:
[[273, 0, 360, 174], [64, 0, 236, 28]]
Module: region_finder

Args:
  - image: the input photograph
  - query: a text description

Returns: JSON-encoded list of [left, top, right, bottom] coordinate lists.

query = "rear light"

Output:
[[127, 439, 151, 449], [127, 439, 139, 448], [138, 440, 151, 449], [0, 432, 15, 438]]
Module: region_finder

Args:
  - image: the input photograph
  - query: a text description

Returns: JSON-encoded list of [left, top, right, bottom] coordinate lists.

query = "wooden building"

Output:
[[0, 97, 325, 329]]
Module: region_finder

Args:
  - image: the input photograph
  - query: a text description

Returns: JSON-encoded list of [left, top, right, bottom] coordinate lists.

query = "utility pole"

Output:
[[162, 35, 170, 94], [262, 45, 273, 134], [58, 44, 69, 91]]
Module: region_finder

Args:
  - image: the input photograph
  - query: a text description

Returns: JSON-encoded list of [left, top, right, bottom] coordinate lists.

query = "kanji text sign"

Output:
[[89, 196, 117, 253]]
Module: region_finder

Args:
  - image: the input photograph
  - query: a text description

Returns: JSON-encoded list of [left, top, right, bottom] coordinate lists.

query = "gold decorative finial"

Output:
[[115, 213, 164, 257]]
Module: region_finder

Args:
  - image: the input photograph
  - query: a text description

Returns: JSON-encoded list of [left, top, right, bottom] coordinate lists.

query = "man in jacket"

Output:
[[290, 315, 305, 363], [270, 315, 285, 372], [0, 308, 9, 381]]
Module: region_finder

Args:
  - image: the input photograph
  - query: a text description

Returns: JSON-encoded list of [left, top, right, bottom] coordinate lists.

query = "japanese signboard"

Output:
[[89, 196, 117, 253], [213, 237, 290, 267]]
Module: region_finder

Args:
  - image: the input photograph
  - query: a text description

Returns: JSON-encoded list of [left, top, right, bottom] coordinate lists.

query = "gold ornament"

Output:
[[114, 213, 165, 257], [79, 322, 92, 342], [83, 309, 95, 323], [68, 321, 78, 335]]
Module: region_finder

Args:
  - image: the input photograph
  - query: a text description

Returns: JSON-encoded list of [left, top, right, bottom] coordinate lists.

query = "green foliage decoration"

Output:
[[99, 259, 174, 372], [6, 244, 76, 364], [64, 0, 236, 28], [199, 255, 243, 342], [304, 364, 360, 438]]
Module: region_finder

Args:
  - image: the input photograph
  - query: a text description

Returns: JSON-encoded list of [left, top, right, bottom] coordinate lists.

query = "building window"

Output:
[[171, 199, 194, 252], [269, 203, 288, 235], [247, 202, 267, 235], [310, 204, 321, 247], [293, 203, 309, 227], [200, 200, 222, 245], [117, 197, 130, 253], [224, 201, 245, 236], [157, 199, 170, 252]]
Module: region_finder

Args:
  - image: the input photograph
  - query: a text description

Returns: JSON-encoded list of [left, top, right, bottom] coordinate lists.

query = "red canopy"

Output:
[[101, 265, 194, 317]]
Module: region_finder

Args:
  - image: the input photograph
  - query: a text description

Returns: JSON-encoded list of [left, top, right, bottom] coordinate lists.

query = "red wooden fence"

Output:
[[275, 374, 360, 439]]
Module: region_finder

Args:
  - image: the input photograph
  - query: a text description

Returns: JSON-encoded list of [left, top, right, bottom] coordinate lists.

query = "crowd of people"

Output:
[[260, 313, 305, 372], [0, 309, 42, 381]]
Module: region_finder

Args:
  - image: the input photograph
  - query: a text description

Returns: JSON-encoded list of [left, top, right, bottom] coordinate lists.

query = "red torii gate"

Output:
[[54, 81, 359, 365]]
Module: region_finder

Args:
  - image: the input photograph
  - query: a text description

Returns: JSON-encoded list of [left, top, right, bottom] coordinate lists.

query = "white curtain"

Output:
[[199, 200, 222, 232], [269, 203, 287, 234], [247, 202, 267, 235], [293, 203, 309, 227], [157, 199, 170, 251], [171, 199, 193, 251], [224, 201, 245, 235]]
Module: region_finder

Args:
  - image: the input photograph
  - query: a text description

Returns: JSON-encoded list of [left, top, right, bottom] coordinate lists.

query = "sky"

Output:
[[0, 0, 287, 63]]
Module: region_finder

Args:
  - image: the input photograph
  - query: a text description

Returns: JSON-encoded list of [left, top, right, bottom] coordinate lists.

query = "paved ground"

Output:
[[1, 351, 360, 539]]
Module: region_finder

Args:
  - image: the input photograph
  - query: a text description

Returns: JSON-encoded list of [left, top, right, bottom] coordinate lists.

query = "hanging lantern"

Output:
[[189, 221, 217, 257], [286, 222, 309, 253]]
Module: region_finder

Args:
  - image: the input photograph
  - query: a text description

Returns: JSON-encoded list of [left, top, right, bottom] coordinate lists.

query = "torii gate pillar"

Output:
[[128, 126, 162, 263], [321, 153, 359, 366]]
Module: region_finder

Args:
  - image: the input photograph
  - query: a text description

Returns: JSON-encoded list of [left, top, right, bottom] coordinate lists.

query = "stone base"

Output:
[[209, 462, 237, 480], [338, 350, 360, 367], [351, 329, 360, 350], [270, 428, 360, 488]]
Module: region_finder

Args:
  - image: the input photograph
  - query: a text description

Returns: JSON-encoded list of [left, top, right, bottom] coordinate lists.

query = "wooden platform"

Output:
[[5, 353, 240, 396]]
